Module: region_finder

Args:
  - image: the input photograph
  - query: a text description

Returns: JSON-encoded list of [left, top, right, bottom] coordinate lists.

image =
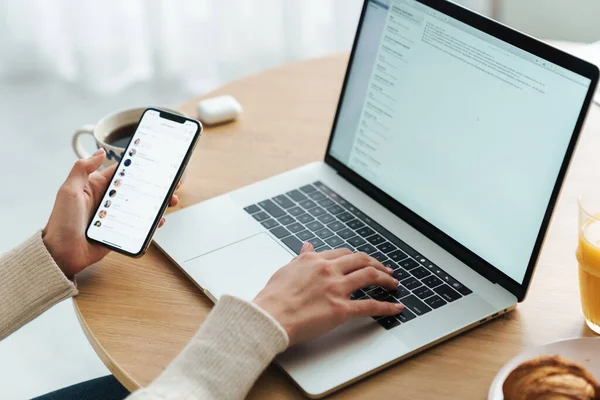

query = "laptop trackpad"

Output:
[[183, 233, 295, 302]]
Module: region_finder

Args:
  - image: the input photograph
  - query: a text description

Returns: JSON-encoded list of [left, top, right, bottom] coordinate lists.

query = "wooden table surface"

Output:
[[74, 53, 600, 399]]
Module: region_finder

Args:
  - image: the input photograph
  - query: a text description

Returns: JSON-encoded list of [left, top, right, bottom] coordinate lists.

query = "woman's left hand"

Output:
[[42, 149, 180, 277]]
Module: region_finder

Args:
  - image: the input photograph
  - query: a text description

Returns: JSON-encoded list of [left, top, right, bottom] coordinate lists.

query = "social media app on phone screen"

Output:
[[87, 109, 199, 254]]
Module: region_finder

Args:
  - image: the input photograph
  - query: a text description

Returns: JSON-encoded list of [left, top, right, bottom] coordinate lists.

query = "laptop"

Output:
[[154, 0, 598, 397]]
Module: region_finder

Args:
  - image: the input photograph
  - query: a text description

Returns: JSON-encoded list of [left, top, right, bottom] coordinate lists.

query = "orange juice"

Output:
[[576, 218, 600, 333]]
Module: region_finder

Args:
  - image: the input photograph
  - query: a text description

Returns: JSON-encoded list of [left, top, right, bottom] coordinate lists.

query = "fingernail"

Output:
[[301, 242, 309, 251], [93, 148, 105, 157], [386, 267, 393, 273], [395, 303, 405, 310], [393, 278, 398, 285]]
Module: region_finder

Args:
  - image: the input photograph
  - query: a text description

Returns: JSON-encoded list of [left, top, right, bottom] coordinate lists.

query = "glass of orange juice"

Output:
[[577, 193, 600, 334]]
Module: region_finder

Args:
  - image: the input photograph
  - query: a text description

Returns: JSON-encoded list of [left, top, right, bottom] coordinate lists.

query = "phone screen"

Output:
[[86, 109, 200, 256]]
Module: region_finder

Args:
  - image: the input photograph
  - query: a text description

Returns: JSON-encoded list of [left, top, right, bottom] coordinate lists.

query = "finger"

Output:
[[300, 242, 314, 254], [176, 180, 182, 191], [97, 162, 118, 180], [333, 252, 392, 275], [348, 299, 404, 318], [158, 218, 166, 228], [318, 248, 353, 260], [67, 149, 105, 183], [169, 194, 180, 208], [344, 267, 398, 292]]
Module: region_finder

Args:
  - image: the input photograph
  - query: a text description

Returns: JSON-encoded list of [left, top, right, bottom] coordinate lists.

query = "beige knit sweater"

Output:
[[0, 233, 289, 399]]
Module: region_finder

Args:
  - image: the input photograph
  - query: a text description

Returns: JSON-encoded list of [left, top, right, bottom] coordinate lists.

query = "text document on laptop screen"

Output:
[[330, 0, 591, 284]]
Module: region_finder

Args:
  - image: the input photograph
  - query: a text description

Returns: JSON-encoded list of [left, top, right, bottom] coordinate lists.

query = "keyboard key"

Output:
[[308, 191, 326, 201], [316, 245, 331, 253], [400, 258, 419, 270], [337, 212, 354, 222], [356, 244, 377, 254], [400, 277, 421, 290], [366, 286, 385, 296], [307, 237, 325, 248], [392, 268, 410, 281], [413, 286, 434, 300], [315, 228, 335, 239], [382, 260, 397, 269], [325, 235, 344, 247], [277, 215, 295, 225], [444, 276, 472, 296], [259, 199, 286, 218], [378, 316, 401, 330], [391, 284, 410, 299], [318, 198, 335, 208], [309, 207, 326, 217], [356, 226, 375, 237], [270, 226, 291, 239], [396, 308, 417, 323], [335, 243, 355, 251], [371, 290, 390, 301], [297, 230, 315, 241], [424, 295, 447, 309], [350, 289, 366, 300], [297, 213, 314, 224], [328, 205, 344, 215], [281, 235, 303, 254], [410, 266, 431, 279], [366, 234, 386, 246], [346, 219, 365, 229], [287, 222, 304, 234], [389, 250, 408, 262], [399, 295, 432, 316], [300, 184, 317, 193], [261, 219, 279, 229], [370, 252, 388, 262], [286, 190, 307, 202], [252, 211, 269, 222], [337, 228, 356, 240], [288, 206, 304, 217], [348, 236, 366, 247], [306, 221, 324, 231], [299, 199, 317, 209], [317, 214, 336, 224], [273, 195, 295, 209], [244, 204, 260, 214], [422, 275, 443, 288], [377, 242, 397, 254], [434, 285, 462, 302], [327, 221, 345, 231]]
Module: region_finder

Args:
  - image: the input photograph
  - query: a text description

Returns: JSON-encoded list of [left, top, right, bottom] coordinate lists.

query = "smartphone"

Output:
[[86, 108, 202, 257]]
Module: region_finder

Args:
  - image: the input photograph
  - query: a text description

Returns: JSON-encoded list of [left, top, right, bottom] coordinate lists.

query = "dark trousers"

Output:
[[32, 375, 129, 400]]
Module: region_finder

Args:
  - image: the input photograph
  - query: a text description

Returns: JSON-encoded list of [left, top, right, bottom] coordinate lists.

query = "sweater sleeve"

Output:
[[128, 295, 289, 400], [0, 232, 78, 341]]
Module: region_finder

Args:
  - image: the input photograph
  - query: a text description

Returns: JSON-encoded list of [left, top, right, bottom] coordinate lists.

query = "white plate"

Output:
[[488, 337, 600, 400]]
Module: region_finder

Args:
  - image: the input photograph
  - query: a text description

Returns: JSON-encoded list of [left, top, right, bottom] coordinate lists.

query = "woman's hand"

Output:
[[253, 243, 404, 346], [42, 149, 180, 278]]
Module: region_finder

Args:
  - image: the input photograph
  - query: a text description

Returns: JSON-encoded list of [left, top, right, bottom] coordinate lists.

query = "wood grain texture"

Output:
[[74, 53, 600, 399]]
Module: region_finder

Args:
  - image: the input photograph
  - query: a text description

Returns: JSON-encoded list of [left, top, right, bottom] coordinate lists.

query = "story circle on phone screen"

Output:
[[119, 169, 126, 177], [129, 149, 136, 157], [104, 200, 111, 208], [114, 179, 122, 187], [109, 189, 117, 197], [124, 159, 132, 167]]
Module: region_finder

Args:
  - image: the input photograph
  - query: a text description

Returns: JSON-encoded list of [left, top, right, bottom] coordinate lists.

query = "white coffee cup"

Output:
[[72, 106, 184, 167]]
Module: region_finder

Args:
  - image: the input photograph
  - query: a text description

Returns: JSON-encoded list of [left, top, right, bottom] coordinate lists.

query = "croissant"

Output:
[[503, 355, 600, 400]]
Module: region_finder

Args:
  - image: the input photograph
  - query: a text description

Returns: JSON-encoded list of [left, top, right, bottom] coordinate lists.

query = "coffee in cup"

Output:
[[72, 106, 184, 167]]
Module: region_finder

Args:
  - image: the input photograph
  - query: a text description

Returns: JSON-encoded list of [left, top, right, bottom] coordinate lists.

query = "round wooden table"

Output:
[[74, 53, 600, 399]]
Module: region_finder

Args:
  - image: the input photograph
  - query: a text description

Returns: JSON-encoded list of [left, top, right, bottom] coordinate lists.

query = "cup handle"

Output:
[[72, 124, 96, 159]]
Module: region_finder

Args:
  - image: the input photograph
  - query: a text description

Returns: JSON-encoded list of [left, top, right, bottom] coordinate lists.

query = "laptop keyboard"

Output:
[[244, 181, 472, 330]]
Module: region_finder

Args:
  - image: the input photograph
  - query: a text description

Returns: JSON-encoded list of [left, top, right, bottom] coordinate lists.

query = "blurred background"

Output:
[[0, 0, 599, 398]]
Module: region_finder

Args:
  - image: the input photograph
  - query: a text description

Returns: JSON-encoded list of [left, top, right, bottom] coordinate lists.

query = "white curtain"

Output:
[[0, 0, 490, 94]]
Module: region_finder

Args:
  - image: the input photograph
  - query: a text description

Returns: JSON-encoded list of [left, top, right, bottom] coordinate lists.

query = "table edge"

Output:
[[72, 298, 142, 392]]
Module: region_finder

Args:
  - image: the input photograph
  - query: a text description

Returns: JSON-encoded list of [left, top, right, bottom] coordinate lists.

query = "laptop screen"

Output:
[[329, 0, 592, 284]]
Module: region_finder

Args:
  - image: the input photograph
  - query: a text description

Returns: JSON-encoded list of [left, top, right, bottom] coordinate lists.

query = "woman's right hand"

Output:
[[253, 243, 404, 346]]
